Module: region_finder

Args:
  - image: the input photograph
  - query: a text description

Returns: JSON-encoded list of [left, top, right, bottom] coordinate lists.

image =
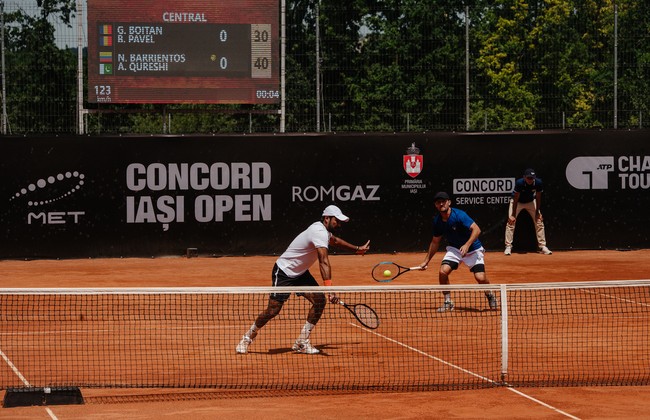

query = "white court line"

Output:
[[352, 323, 581, 420], [1, 349, 58, 420], [45, 407, 59, 420], [581, 288, 650, 307], [0, 349, 31, 387], [0, 323, 233, 337]]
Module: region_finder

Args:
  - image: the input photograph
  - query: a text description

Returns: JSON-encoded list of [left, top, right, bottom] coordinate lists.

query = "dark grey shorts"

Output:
[[270, 263, 319, 302]]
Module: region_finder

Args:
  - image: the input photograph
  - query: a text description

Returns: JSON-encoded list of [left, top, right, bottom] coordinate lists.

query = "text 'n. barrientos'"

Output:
[[125, 162, 271, 231]]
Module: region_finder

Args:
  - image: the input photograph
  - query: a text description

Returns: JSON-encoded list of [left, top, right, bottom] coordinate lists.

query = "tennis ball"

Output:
[[383, 269, 392, 277]]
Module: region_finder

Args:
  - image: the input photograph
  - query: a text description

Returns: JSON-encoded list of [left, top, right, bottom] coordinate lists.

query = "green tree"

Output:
[[282, 0, 320, 131], [3, 0, 77, 133], [472, 0, 630, 129], [617, 0, 650, 128], [565, 0, 616, 128], [473, 0, 540, 130], [330, 0, 468, 131]]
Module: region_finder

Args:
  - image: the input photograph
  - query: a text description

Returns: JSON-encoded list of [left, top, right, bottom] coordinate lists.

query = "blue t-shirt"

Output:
[[513, 177, 544, 203], [433, 208, 482, 251]]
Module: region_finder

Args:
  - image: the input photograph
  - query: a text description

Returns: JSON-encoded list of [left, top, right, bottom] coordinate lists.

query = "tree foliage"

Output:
[[3, 0, 77, 133], [2, 0, 648, 133]]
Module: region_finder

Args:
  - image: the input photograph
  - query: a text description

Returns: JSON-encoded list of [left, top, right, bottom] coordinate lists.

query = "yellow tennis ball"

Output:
[[383, 269, 392, 277]]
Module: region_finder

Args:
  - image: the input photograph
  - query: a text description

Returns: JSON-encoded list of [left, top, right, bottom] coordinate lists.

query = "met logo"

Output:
[[28, 211, 85, 225], [9, 171, 86, 225], [565, 156, 615, 190]]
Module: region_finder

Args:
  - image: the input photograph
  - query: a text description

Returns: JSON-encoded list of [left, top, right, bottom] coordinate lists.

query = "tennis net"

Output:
[[0, 281, 648, 391]]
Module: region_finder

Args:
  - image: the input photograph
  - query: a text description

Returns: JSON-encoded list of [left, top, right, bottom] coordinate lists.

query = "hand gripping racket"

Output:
[[371, 261, 423, 282], [338, 300, 380, 329]]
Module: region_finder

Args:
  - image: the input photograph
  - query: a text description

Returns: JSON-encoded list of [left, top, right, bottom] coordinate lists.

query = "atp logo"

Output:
[[565, 156, 615, 190]]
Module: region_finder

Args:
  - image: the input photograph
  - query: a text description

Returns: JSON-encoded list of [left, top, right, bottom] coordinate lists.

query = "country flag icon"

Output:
[[99, 63, 113, 75], [99, 36, 113, 46]]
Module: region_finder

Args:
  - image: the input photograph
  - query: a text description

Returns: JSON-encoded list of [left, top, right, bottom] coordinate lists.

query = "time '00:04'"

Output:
[[256, 90, 279, 99]]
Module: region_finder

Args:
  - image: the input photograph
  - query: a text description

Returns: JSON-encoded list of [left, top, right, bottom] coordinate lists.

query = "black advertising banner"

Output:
[[0, 131, 648, 259]]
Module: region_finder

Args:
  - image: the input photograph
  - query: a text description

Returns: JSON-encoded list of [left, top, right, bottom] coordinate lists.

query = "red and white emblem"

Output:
[[403, 143, 423, 178]]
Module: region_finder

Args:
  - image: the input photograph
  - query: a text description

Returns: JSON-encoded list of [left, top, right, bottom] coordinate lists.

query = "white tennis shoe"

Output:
[[504, 246, 512, 256], [539, 246, 552, 255], [292, 338, 320, 354], [436, 300, 455, 313], [487, 293, 498, 310], [236, 335, 253, 354]]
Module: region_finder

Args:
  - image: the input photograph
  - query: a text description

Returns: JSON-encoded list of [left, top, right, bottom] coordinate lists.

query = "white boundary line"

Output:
[[45, 407, 59, 420], [0, 349, 31, 387], [581, 288, 650, 307], [353, 323, 582, 420], [0, 349, 58, 419], [0, 279, 648, 294]]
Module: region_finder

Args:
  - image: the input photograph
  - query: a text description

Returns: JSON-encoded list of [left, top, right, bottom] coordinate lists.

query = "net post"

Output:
[[3, 387, 84, 408], [500, 284, 508, 383]]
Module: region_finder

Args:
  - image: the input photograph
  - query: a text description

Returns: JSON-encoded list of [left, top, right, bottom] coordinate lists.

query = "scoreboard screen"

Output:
[[87, 0, 279, 104]]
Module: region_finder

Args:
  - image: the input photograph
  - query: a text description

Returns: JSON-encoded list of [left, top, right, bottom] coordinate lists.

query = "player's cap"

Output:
[[433, 191, 450, 201], [524, 168, 536, 178], [322, 205, 349, 222]]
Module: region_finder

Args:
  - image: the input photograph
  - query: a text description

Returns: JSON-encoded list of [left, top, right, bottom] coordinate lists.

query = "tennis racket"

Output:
[[338, 300, 380, 329], [371, 261, 423, 282]]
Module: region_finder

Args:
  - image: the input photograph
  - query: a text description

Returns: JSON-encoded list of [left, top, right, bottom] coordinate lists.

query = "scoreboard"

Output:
[[87, 0, 279, 104]]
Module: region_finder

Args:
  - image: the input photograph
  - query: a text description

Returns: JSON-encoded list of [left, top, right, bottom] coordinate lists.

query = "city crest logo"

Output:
[[401, 143, 426, 194], [403, 143, 423, 178]]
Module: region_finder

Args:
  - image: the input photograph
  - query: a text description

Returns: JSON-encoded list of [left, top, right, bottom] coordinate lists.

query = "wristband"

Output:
[[324, 280, 332, 286]]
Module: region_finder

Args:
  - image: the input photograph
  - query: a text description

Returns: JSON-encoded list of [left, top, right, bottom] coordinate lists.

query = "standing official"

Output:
[[504, 168, 552, 255]]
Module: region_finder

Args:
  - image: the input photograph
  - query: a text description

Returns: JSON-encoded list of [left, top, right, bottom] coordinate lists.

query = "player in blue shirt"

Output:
[[504, 168, 552, 255], [419, 191, 497, 312]]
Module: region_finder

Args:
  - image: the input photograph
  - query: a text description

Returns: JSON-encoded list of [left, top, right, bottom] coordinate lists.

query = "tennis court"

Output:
[[1, 250, 649, 419]]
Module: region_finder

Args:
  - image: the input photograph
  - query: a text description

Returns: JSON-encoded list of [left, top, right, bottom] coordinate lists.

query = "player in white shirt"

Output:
[[236, 205, 370, 354]]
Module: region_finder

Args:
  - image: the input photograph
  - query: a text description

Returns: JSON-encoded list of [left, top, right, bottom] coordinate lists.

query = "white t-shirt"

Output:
[[276, 221, 331, 277]]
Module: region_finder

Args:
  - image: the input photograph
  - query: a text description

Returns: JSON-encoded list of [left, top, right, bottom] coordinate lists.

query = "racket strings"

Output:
[[354, 305, 380, 329], [372, 263, 400, 281]]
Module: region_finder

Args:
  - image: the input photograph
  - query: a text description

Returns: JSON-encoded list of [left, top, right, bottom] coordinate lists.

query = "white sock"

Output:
[[298, 321, 315, 340], [246, 323, 259, 339], [443, 293, 451, 302]]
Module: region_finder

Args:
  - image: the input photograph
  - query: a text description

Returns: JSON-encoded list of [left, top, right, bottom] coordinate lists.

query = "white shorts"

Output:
[[442, 246, 485, 271]]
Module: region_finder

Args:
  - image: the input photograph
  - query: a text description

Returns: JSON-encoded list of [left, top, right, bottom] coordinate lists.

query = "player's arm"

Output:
[[460, 222, 481, 256], [420, 235, 442, 269], [330, 235, 370, 255], [508, 192, 520, 225], [317, 247, 338, 303], [535, 192, 543, 221], [317, 247, 332, 284]]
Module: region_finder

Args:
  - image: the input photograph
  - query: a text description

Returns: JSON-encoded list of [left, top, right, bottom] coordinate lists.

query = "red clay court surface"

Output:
[[1, 249, 649, 419]]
